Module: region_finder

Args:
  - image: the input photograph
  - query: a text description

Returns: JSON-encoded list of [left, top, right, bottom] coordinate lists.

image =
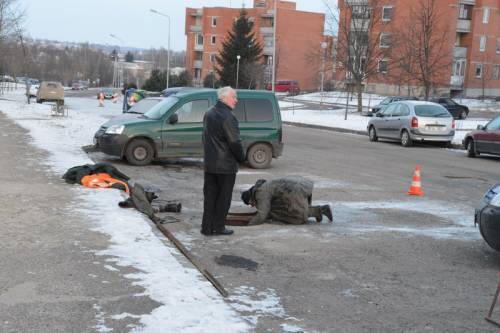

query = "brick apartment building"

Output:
[[338, 0, 500, 98], [185, 0, 325, 90]]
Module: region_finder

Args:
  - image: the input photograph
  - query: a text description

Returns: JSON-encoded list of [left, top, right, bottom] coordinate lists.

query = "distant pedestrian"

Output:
[[25, 81, 31, 104], [201, 86, 245, 236]]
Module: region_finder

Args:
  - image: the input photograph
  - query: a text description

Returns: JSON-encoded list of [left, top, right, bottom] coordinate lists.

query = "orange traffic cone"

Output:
[[407, 164, 424, 196], [98, 93, 104, 107]]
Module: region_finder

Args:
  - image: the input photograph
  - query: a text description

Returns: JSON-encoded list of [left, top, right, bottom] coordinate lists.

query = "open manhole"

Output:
[[215, 255, 259, 271]]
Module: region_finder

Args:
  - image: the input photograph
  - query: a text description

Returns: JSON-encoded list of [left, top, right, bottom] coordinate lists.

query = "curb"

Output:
[[283, 121, 464, 150]]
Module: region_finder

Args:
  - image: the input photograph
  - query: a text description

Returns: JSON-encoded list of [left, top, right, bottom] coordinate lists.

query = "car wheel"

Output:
[[36, 99, 42, 104], [125, 139, 154, 166], [247, 143, 272, 169], [459, 110, 467, 120], [368, 126, 378, 142], [401, 130, 413, 147], [466, 139, 477, 157], [479, 219, 500, 251]]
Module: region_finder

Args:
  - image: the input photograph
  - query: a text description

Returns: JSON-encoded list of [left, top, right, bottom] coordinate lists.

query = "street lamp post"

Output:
[[110, 34, 124, 88], [150, 9, 171, 90], [320, 42, 328, 108], [236, 55, 241, 89]]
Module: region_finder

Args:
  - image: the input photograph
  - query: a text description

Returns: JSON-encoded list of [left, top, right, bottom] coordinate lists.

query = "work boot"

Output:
[[321, 205, 333, 222], [160, 202, 182, 213]]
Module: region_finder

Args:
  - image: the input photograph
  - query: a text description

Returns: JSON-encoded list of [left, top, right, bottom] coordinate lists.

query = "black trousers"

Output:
[[202, 172, 236, 233]]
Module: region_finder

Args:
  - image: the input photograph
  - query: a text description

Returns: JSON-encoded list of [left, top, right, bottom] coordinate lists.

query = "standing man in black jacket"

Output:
[[201, 86, 245, 235]]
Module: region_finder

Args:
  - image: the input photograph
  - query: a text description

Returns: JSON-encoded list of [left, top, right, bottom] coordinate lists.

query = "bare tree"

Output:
[[325, 0, 393, 113], [397, 0, 452, 100]]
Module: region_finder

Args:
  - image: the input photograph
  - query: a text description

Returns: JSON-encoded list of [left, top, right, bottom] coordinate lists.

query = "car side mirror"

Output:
[[168, 113, 178, 124], [376, 113, 384, 117], [477, 124, 485, 130]]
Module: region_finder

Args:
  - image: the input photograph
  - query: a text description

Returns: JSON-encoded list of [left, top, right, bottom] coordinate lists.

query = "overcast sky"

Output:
[[19, 0, 334, 51]]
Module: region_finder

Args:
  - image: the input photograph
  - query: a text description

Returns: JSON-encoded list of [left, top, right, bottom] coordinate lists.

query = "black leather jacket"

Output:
[[202, 101, 245, 174]]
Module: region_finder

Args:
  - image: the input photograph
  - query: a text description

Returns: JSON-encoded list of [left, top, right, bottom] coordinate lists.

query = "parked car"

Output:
[[366, 96, 419, 116], [430, 97, 469, 119], [475, 183, 500, 251], [72, 81, 88, 90], [367, 101, 455, 147], [97, 87, 114, 99], [36, 81, 64, 104], [94, 89, 284, 168], [463, 116, 500, 157], [265, 80, 300, 95]]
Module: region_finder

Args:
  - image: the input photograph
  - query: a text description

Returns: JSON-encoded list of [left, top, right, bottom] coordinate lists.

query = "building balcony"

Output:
[[351, 19, 370, 31], [456, 19, 471, 33], [459, 0, 475, 5], [194, 44, 203, 51], [193, 60, 203, 68], [450, 75, 464, 89], [189, 9, 203, 17], [261, 10, 274, 18], [263, 46, 274, 55], [453, 46, 467, 59], [346, 0, 368, 4], [260, 27, 274, 35], [190, 25, 202, 33]]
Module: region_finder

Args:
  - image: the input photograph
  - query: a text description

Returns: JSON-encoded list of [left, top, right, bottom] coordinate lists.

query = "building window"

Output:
[[211, 17, 217, 27], [483, 7, 490, 24], [458, 4, 472, 20], [210, 53, 216, 63], [475, 64, 483, 78], [382, 6, 393, 21], [497, 38, 500, 53], [196, 34, 203, 46], [378, 60, 388, 73], [211, 35, 216, 45], [493, 65, 500, 80], [380, 33, 391, 48], [479, 36, 486, 52], [352, 5, 370, 19]]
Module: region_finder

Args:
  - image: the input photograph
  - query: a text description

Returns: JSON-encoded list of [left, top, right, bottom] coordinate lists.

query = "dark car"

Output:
[[366, 96, 419, 116], [430, 98, 469, 119], [475, 183, 500, 251], [463, 116, 500, 157]]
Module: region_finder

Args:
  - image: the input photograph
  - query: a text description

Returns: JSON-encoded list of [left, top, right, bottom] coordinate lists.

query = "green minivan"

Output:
[[94, 89, 284, 169]]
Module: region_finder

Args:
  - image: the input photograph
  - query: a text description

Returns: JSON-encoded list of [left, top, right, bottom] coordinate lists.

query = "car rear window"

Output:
[[47, 83, 58, 88], [414, 105, 450, 117], [244, 99, 274, 122]]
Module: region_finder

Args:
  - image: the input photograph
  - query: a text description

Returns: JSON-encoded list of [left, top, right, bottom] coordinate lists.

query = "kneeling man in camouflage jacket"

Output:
[[241, 176, 333, 225]]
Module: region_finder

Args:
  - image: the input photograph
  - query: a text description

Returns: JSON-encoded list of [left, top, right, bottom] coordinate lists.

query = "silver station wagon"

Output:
[[367, 101, 455, 147]]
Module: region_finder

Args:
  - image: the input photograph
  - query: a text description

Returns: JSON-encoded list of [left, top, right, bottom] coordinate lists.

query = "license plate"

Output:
[[426, 125, 445, 131]]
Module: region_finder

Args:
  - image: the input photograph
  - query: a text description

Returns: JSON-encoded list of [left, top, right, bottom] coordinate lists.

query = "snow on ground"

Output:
[[1, 88, 292, 333]]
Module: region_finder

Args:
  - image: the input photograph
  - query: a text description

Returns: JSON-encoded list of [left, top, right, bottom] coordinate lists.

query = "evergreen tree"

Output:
[[215, 9, 262, 89], [125, 51, 134, 62]]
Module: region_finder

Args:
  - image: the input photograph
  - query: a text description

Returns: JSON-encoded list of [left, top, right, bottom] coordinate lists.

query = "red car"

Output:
[[265, 80, 300, 95], [463, 116, 500, 157]]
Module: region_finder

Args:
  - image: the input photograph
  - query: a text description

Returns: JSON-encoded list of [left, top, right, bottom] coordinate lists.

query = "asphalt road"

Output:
[[89, 124, 500, 332]]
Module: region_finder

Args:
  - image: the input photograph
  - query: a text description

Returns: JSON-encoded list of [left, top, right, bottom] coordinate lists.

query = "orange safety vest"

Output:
[[81, 173, 129, 194]]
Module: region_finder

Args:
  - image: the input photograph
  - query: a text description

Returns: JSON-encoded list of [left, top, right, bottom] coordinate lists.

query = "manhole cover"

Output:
[[214, 255, 258, 271]]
